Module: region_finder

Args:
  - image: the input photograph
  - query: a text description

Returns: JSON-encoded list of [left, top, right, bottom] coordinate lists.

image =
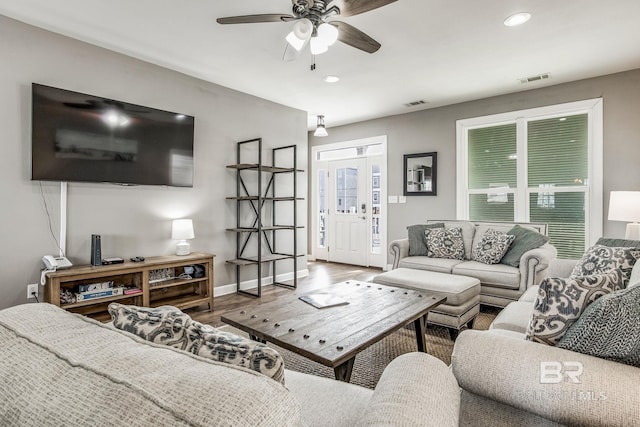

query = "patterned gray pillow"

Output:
[[472, 228, 516, 265], [425, 227, 465, 260], [108, 303, 191, 347], [108, 303, 285, 383], [525, 270, 625, 346], [184, 320, 285, 384], [571, 245, 640, 287], [557, 285, 640, 367]]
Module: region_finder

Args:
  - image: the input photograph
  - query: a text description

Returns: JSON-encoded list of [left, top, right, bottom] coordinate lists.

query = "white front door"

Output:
[[328, 158, 368, 265]]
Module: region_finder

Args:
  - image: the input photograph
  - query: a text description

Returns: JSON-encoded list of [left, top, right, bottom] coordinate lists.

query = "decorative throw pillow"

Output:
[[108, 303, 191, 347], [557, 285, 640, 367], [500, 225, 550, 267], [108, 303, 285, 383], [407, 223, 444, 256], [571, 245, 640, 287], [524, 270, 625, 346], [472, 228, 515, 265], [425, 227, 465, 260]]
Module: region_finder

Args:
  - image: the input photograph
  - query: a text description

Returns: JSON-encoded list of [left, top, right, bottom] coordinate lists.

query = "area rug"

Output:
[[221, 307, 498, 389]]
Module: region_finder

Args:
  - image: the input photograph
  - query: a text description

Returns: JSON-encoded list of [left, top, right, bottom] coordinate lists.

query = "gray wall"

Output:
[[0, 16, 308, 310], [309, 69, 640, 259]]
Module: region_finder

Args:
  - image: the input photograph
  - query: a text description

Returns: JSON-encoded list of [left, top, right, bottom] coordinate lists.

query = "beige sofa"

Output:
[[0, 303, 460, 427], [451, 259, 640, 426], [390, 220, 557, 307]]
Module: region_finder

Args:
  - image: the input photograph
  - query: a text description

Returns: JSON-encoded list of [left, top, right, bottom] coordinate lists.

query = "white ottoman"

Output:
[[373, 268, 481, 340]]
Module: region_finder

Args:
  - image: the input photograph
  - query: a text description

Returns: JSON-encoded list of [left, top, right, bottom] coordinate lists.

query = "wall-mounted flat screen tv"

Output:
[[31, 83, 195, 187]]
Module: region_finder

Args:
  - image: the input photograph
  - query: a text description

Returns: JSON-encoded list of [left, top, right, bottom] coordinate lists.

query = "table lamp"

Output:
[[608, 191, 640, 240], [172, 219, 195, 255]]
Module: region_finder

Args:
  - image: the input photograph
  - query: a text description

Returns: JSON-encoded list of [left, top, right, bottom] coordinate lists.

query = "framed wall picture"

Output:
[[404, 152, 437, 196]]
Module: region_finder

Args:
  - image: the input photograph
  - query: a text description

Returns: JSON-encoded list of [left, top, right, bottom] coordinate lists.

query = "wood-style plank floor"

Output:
[[189, 261, 383, 327]]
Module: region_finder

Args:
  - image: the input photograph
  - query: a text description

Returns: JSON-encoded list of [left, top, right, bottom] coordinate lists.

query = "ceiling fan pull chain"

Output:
[[310, 54, 316, 71]]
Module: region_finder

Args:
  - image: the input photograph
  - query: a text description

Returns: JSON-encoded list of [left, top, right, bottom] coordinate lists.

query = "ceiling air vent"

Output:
[[404, 100, 428, 107], [519, 73, 551, 84]]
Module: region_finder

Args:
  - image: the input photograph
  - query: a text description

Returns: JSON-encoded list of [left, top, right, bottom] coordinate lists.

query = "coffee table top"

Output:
[[221, 280, 445, 368]]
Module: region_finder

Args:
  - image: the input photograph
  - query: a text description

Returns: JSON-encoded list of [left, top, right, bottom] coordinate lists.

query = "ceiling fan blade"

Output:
[[217, 14, 295, 25], [328, 0, 398, 17], [331, 21, 381, 53]]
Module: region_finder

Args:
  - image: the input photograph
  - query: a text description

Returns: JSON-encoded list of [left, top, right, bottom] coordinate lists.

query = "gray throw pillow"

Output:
[[500, 225, 549, 267], [425, 227, 465, 260], [525, 270, 625, 346], [472, 228, 515, 265], [407, 222, 444, 256], [557, 285, 640, 367], [571, 245, 640, 287]]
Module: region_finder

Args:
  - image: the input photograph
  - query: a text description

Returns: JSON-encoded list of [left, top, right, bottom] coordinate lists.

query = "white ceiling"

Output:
[[2, 0, 640, 130]]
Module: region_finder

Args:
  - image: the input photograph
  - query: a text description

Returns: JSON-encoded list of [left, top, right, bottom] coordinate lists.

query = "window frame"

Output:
[[456, 99, 603, 252]]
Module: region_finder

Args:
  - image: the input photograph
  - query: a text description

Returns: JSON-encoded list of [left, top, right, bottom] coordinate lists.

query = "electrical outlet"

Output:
[[27, 284, 38, 299]]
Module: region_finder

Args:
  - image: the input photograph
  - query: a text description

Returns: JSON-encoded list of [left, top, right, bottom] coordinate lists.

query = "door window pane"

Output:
[[336, 167, 358, 214], [318, 169, 326, 248], [371, 164, 381, 254]]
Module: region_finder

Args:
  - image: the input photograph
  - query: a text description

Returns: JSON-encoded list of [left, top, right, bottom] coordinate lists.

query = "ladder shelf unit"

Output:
[[226, 138, 304, 297]]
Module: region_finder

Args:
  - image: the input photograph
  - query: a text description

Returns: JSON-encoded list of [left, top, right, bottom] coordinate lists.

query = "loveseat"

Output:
[[389, 220, 557, 307], [0, 303, 460, 426], [452, 256, 640, 426]]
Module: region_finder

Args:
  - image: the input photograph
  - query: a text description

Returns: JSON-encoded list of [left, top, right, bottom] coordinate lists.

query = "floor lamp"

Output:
[[608, 191, 640, 240]]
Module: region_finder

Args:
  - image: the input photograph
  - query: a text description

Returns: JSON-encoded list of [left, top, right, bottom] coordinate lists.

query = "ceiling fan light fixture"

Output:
[[317, 23, 339, 46], [293, 18, 313, 40], [314, 115, 328, 137], [286, 18, 312, 51], [310, 36, 328, 55], [286, 31, 307, 51]]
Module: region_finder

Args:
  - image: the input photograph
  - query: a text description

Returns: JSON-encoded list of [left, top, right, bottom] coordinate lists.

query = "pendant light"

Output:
[[314, 115, 328, 137]]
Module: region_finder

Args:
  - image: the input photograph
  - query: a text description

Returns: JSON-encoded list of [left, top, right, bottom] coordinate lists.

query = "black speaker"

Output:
[[91, 234, 102, 266]]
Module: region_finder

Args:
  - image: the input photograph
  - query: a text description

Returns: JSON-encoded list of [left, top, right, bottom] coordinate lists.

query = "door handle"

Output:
[[359, 216, 366, 220]]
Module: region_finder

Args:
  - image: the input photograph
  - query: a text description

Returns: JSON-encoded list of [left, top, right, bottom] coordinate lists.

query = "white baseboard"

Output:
[[213, 269, 310, 297], [307, 254, 316, 261]]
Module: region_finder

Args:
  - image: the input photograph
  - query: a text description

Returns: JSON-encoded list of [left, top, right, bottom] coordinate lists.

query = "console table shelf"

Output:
[[44, 252, 214, 320]]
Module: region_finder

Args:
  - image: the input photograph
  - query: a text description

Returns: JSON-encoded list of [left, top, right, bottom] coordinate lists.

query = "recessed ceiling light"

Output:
[[504, 12, 531, 27], [323, 75, 340, 83]]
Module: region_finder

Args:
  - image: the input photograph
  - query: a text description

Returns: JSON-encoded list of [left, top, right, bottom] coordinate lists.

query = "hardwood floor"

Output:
[[189, 261, 383, 327]]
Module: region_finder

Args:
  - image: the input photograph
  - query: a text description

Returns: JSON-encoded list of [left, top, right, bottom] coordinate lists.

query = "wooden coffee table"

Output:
[[221, 280, 446, 382]]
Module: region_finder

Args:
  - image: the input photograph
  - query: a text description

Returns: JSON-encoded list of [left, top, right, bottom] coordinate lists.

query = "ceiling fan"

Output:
[[217, 0, 398, 57]]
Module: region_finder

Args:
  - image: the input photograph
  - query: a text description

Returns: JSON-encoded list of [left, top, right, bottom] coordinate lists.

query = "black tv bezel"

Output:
[[30, 83, 195, 187]]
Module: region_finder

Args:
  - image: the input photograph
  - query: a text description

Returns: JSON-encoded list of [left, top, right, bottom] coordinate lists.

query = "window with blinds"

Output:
[[457, 100, 602, 259]]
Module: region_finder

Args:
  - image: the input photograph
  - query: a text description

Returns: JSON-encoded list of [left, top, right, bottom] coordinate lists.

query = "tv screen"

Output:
[[31, 83, 194, 187]]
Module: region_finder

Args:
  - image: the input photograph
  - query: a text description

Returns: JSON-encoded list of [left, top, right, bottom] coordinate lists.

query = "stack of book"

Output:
[[75, 281, 125, 302]]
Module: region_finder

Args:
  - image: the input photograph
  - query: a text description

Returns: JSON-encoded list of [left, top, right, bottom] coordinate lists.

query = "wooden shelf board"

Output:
[[226, 163, 304, 173], [226, 196, 304, 201], [62, 292, 141, 310], [227, 253, 304, 265], [149, 277, 207, 290], [226, 226, 304, 232], [151, 294, 211, 310]]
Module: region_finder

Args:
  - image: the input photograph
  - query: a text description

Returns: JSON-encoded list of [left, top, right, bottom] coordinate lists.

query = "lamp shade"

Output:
[[609, 191, 640, 240], [608, 191, 640, 222], [172, 219, 195, 240]]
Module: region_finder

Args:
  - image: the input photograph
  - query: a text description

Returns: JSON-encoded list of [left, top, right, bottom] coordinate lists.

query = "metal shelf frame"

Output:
[[226, 138, 303, 297]]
